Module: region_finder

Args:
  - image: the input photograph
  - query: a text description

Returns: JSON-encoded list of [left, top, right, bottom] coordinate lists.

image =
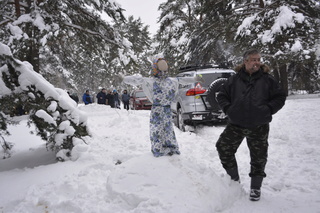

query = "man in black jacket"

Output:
[[96, 88, 107, 105], [106, 90, 115, 108], [216, 49, 286, 201]]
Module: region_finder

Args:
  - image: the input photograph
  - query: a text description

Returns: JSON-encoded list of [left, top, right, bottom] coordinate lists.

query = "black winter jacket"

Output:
[[217, 64, 286, 128], [96, 91, 107, 104]]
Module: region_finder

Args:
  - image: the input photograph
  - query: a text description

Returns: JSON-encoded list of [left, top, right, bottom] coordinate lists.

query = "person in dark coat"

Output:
[[113, 89, 121, 109], [215, 49, 286, 201], [72, 94, 79, 104], [82, 90, 92, 105], [121, 90, 130, 110], [68, 91, 79, 104], [96, 88, 107, 105], [106, 90, 115, 108]]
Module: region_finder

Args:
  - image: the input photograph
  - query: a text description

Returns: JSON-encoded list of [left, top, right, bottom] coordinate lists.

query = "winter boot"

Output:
[[226, 167, 240, 182], [249, 189, 261, 201], [250, 176, 263, 201]]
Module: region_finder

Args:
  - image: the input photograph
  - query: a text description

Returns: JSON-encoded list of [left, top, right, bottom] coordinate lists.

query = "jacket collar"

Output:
[[239, 67, 264, 82], [235, 64, 270, 73]]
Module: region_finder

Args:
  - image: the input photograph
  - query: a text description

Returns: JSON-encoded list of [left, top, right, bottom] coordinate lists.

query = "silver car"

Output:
[[171, 65, 235, 131]]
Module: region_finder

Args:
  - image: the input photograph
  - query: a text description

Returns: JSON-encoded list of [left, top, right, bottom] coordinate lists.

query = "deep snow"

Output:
[[0, 94, 320, 213]]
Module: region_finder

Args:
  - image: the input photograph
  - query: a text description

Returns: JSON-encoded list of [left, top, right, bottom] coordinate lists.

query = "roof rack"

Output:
[[179, 63, 230, 72]]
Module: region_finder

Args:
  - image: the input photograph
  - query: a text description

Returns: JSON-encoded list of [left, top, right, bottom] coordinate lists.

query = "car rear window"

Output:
[[199, 73, 233, 88], [177, 73, 192, 77], [136, 91, 146, 98]]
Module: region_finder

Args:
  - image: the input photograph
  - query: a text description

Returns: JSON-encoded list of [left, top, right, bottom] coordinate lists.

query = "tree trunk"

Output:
[[279, 63, 289, 96], [259, 0, 265, 8], [32, 26, 40, 73], [14, 0, 21, 17], [271, 61, 280, 82], [24, 0, 40, 73]]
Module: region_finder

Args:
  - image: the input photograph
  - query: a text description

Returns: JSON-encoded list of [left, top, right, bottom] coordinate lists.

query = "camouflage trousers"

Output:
[[216, 123, 269, 177]]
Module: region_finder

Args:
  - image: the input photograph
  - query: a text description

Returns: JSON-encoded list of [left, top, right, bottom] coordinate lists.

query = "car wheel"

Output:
[[207, 78, 228, 111], [177, 108, 186, 132]]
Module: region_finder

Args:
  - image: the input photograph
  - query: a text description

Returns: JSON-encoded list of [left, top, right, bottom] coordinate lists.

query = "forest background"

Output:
[[1, 0, 320, 97]]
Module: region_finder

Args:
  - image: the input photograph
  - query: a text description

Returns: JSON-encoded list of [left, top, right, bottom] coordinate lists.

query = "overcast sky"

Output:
[[116, 0, 166, 35]]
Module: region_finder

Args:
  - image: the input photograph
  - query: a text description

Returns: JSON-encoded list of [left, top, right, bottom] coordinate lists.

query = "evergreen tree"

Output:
[[113, 16, 152, 78], [155, 0, 235, 71], [186, 0, 235, 66], [0, 0, 136, 93], [232, 0, 320, 94], [155, 0, 198, 73], [0, 42, 89, 161]]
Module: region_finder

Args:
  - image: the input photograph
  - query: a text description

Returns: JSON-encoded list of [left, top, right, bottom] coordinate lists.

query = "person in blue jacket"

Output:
[[82, 90, 92, 105]]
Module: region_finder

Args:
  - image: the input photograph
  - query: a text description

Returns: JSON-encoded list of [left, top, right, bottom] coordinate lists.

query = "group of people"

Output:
[[96, 88, 120, 108], [123, 49, 286, 202], [82, 88, 131, 110]]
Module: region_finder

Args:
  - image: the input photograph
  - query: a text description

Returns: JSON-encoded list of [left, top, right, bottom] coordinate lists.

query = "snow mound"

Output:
[[107, 154, 244, 212]]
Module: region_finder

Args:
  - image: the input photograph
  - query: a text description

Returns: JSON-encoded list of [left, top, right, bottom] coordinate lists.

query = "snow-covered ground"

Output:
[[0, 94, 319, 213]]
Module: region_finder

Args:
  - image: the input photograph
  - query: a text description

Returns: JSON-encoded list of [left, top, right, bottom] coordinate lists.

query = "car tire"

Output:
[[207, 78, 228, 111], [177, 108, 186, 132]]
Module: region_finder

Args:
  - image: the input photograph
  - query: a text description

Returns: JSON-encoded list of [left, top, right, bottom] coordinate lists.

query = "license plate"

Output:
[[192, 115, 203, 120]]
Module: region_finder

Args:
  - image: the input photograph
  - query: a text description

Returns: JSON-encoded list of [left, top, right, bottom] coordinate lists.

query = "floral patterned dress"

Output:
[[149, 77, 179, 157], [123, 74, 196, 157]]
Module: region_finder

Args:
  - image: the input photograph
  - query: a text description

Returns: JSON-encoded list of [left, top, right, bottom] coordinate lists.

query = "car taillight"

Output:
[[186, 83, 206, 96]]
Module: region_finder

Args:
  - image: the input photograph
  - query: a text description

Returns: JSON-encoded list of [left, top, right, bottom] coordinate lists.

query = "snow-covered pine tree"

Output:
[[0, 0, 141, 94], [233, 0, 320, 94], [107, 15, 152, 84], [155, 0, 196, 72], [0, 42, 89, 161]]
